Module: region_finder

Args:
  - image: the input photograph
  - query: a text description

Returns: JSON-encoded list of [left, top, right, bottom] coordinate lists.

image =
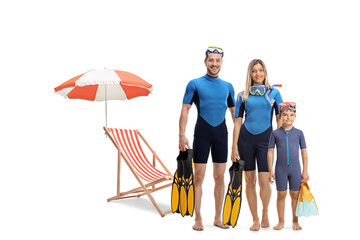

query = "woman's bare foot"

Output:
[[292, 221, 302, 231], [250, 220, 260, 231], [213, 220, 230, 229], [193, 220, 204, 231], [273, 222, 284, 230]]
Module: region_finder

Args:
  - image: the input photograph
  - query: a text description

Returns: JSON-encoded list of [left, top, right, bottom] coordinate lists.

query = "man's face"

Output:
[[204, 53, 222, 77]]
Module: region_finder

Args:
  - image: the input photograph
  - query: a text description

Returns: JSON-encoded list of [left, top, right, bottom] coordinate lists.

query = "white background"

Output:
[[1, 0, 359, 239]]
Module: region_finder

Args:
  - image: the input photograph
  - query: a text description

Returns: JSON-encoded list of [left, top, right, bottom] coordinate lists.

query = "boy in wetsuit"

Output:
[[267, 102, 309, 231]]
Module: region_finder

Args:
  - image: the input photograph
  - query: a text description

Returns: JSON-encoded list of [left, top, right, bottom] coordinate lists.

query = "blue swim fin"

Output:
[[296, 182, 319, 217]]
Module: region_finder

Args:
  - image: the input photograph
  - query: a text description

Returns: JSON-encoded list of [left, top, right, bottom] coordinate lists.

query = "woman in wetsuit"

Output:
[[231, 59, 283, 231]]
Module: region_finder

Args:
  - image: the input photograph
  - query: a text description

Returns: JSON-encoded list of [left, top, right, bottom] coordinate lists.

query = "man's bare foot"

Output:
[[261, 212, 270, 228], [193, 220, 204, 231], [250, 220, 260, 231], [213, 220, 230, 229], [273, 222, 284, 230], [292, 221, 302, 231]]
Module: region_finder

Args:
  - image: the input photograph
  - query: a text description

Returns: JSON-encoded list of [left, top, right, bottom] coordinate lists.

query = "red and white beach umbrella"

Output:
[[54, 69, 153, 126]]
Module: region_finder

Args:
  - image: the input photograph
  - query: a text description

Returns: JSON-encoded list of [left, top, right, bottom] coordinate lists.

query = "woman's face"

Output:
[[251, 63, 265, 85]]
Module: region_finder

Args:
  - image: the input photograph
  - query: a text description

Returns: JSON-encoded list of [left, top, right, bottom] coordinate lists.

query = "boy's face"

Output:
[[281, 109, 296, 127]]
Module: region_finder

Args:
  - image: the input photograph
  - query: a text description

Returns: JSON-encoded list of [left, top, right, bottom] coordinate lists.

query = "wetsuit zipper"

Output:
[[286, 131, 289, 166]]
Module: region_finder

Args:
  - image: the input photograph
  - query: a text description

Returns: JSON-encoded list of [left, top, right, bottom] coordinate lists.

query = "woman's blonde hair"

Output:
[[242, 59, 271, 102]]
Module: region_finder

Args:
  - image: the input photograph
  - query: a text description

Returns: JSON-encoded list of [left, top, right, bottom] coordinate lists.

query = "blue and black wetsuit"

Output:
[[235, 86, 283, 172], [268, 127, 307, 191], [183, 74, 235, 164]]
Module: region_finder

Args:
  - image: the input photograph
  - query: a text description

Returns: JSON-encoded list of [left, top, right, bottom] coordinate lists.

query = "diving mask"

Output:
[[280, 102, 296, 112], [206, 46, 224, 57], [249, 85, 266, 96]]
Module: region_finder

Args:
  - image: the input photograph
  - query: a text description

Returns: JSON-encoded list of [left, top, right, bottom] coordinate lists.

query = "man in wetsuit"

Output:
[[179, 46, 235, 231]]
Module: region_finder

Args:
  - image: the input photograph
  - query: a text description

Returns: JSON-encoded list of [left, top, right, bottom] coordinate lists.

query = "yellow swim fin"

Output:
[[171, 171, 181, 213], [173, 149, 195, 217], [222, 160, 245, 227]]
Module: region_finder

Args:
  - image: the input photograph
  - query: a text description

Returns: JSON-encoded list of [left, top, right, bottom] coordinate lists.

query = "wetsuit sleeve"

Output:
[[299, 130, 307, 149], [234, 92, 245, 118], [227, 83, 235, 108], [268, 131, 276, 148], [273, 90, 283, 115], [182, 80, 196, 104]]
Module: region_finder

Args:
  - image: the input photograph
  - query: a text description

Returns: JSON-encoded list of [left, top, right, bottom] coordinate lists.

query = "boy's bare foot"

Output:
[[250, 220, 260, 231], [213, 220, 230, 229], [261, 212, 270, 228], [292, 221, 302, 231], [273, 222, 284, 230], [193, 220, 204, 231]]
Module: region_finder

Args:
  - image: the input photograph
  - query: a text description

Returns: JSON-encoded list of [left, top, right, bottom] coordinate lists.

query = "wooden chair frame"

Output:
[[103, 127, 173, 217]]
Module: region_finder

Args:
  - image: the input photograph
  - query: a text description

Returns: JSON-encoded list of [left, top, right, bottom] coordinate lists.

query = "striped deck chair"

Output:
[[104, 127, 173, 217]]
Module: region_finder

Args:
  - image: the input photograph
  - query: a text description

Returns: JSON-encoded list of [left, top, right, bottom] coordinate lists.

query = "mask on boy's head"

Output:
[[280, 102, 296, 112]]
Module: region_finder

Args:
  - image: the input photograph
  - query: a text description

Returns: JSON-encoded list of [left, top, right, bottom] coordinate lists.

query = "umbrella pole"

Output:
[[105, 85, 108, 128]]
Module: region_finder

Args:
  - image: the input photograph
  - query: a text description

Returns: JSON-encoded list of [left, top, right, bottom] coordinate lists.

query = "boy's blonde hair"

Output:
[[242, 59, 271, 102]]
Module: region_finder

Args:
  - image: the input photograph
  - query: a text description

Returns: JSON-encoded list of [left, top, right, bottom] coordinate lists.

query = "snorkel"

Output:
[[265, 84, 282, 106]]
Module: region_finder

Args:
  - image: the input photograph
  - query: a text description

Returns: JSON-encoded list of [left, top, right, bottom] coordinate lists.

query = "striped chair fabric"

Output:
[[108, 128, 172, 182]]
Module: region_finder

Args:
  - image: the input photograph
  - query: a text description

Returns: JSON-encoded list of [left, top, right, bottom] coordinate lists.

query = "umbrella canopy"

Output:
[[54, 69, 153, 127], [54, 69, 153, 101]]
